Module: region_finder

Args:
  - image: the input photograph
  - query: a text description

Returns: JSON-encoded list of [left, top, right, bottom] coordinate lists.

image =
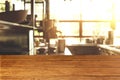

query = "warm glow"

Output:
[[50, 0, 120, 45], [82, 0, 113, 20], [114, 22, 120, 45], [50, 0, 81, 20], [50, 0, 114, 20], [114, 0, 120, 20], [56, 22, 79, 36], [51, 0, 113, 36]]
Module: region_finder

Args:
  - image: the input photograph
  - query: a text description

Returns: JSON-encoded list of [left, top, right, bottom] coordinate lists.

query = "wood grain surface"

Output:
[[1, 55, 120, 80]]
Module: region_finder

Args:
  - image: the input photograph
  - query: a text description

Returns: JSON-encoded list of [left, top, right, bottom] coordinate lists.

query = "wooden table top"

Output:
[[1, 55, 120, 80]]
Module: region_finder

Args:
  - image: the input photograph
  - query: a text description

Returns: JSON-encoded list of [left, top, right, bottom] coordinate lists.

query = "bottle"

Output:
[[5, 0, 10, 12], [12, 4, 15, 11]]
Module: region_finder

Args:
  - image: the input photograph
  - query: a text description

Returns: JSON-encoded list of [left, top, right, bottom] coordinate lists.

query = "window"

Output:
[[50, 0, 81, 20], [57, 22, 79, 36], [82, 22, 111, 36], [24, 0, 44, 21], [81, 0, 112, 20], [49, 0, 120, 44]]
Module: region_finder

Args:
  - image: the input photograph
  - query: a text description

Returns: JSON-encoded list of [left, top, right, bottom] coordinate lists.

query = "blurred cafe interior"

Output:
[[0, 0, 120, 55]]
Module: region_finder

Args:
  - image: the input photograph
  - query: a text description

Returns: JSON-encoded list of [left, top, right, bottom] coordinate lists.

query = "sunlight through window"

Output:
[[49, 0, 120, 44]]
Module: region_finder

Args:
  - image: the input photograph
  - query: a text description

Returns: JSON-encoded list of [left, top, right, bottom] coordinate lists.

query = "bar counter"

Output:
[[1, 55, 120, 80]]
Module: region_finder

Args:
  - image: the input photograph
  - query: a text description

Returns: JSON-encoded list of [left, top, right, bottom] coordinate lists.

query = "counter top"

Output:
[[98, 45, 120, 54], [1, 55, 120, 80], [66, 43, 97, 46], [36, 44, 120, 55]]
